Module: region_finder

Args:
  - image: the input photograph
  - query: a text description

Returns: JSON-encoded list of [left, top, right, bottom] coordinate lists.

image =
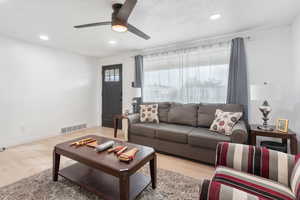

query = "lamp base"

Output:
[[257, 125, 274, 131]]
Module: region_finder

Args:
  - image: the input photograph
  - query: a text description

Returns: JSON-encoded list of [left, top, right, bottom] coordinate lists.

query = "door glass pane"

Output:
[[109, 69, 114, 81], [114, 69, 119, 81], [105, 70, 110, 82]]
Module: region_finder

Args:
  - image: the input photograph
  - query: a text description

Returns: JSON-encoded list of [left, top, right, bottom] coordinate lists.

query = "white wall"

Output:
[[0, 35, 99, 147], [247, 26, 295, 127], [98, 26, 299, 135], [291, 15, 300, 134]]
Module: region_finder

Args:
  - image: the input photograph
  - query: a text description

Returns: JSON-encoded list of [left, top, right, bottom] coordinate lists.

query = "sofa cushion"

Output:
[[213, 166, 295, 200], [168, 103, 198, 126], [198, 104, 243, 128], [188, 128, 231, 149], [156, 123, 193, 144], [130, 123, 159, 138], [157, 102, 170, 122]]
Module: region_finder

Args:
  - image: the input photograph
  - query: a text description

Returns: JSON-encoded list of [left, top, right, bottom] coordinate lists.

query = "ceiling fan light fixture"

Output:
[[112, 24, 128, 32]]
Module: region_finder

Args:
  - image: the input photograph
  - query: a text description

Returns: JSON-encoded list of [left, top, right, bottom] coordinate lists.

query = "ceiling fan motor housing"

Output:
[[112, 3, 127, 27]]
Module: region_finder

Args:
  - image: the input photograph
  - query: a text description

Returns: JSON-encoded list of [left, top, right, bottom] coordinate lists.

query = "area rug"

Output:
[[0, 164, 200, 200]]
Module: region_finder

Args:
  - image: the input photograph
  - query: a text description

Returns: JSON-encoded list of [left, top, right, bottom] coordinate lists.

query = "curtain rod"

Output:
[[141, 36, 251, 57]]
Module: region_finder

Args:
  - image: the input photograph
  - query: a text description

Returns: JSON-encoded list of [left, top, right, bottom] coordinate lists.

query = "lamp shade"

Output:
[[250, 84, 271, 101], [132, 88, 142, 98]]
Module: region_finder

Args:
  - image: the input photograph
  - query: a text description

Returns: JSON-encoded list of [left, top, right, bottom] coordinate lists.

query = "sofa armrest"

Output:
[[230, 120, 248, 144], [127, 113, 140, 125], [215, 142, 295, 186]]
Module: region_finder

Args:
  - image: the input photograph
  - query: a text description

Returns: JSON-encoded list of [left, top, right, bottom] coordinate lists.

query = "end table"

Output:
[[113, 114, 128, 138], [249, 124, 298, 154]]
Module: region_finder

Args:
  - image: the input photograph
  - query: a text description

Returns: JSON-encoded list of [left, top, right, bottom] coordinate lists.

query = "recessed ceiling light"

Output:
[[210, 14, 221, 20], [39, 35, 49, 41], [108, 40, 117, 45]]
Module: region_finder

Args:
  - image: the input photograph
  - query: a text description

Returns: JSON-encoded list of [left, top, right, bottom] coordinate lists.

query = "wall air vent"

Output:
[[61, 124, 87, 134]]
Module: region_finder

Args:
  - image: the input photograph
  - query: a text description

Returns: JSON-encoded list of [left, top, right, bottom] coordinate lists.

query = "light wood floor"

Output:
[[0, 127, 214, 188]]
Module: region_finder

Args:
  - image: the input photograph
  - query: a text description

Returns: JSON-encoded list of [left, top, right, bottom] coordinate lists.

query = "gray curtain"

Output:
[[134, 55, 143, 88], [227, 38, 248, 122]]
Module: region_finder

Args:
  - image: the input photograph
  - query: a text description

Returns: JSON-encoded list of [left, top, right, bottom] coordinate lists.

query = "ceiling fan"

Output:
[[74, 0, 150, 40]]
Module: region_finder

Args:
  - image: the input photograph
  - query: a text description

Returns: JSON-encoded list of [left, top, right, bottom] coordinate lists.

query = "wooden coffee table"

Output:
[[53, 135, 157, 200]]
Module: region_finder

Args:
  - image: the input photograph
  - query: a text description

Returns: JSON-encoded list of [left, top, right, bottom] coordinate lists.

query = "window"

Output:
[[143, 44, 230, 103], [104, 68, 120, 82]]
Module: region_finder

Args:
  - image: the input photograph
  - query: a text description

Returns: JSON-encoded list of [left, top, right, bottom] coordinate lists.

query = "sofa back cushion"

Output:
[[168, 103, 198, 127], [198, 104, 243, 128], [142, 102, 170, 122]]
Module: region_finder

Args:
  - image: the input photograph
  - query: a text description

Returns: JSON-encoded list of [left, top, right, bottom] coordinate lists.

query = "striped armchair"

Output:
[[200, 142, 300, 200]]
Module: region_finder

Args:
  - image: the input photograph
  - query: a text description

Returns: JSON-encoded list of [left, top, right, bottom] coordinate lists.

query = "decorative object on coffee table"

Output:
[[53, 135, 157, 200], [95, 141, 115, 152], [70, 138, 96, 147], [276, 119, 289, 133], [249, 124, 298, 154], [119, 148, 139, 162], [257, 100, 273, 131], [86, 141, 98, 148]]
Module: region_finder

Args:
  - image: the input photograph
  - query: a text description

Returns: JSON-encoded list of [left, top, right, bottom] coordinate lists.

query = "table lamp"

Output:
[[132, 87, 142, 113], [250, 83, 273, 131]]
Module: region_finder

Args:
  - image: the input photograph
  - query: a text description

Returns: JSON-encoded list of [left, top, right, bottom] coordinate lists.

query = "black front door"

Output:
[[102, 64, 122, 128]]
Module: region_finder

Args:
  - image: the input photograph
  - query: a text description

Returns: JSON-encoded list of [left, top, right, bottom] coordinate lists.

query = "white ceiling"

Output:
[[0, 0, 299, 58]]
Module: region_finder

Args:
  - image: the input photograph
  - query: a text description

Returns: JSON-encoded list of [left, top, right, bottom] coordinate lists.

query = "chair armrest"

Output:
[[127, 113, 140, 125], [230, 120, 248, 144], [215, 142, 295, 186], [199, 180, 259, 200]]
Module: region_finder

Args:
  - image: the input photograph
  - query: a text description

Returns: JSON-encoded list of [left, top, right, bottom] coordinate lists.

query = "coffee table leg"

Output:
[[53, 149, 60, 182], [150, 153, 157, 189], [120, 172, 129, 200]]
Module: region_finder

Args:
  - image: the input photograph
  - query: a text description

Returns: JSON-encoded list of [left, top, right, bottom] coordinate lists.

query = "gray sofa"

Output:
[[127, 102, 248, 165]]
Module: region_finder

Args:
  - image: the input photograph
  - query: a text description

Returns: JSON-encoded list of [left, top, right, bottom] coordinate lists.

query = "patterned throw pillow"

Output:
[[140, 104, 159, 123], [209, 109, 243, 135]]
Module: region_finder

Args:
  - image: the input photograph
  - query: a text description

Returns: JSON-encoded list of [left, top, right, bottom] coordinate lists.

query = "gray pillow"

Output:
[[168, 103, 198, 127]]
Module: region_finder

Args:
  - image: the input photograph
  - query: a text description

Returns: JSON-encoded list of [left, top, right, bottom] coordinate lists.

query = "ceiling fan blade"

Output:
[[74, 21, 111, 28], [117, 0, 137, 21], [128, 23, 150, 40]]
